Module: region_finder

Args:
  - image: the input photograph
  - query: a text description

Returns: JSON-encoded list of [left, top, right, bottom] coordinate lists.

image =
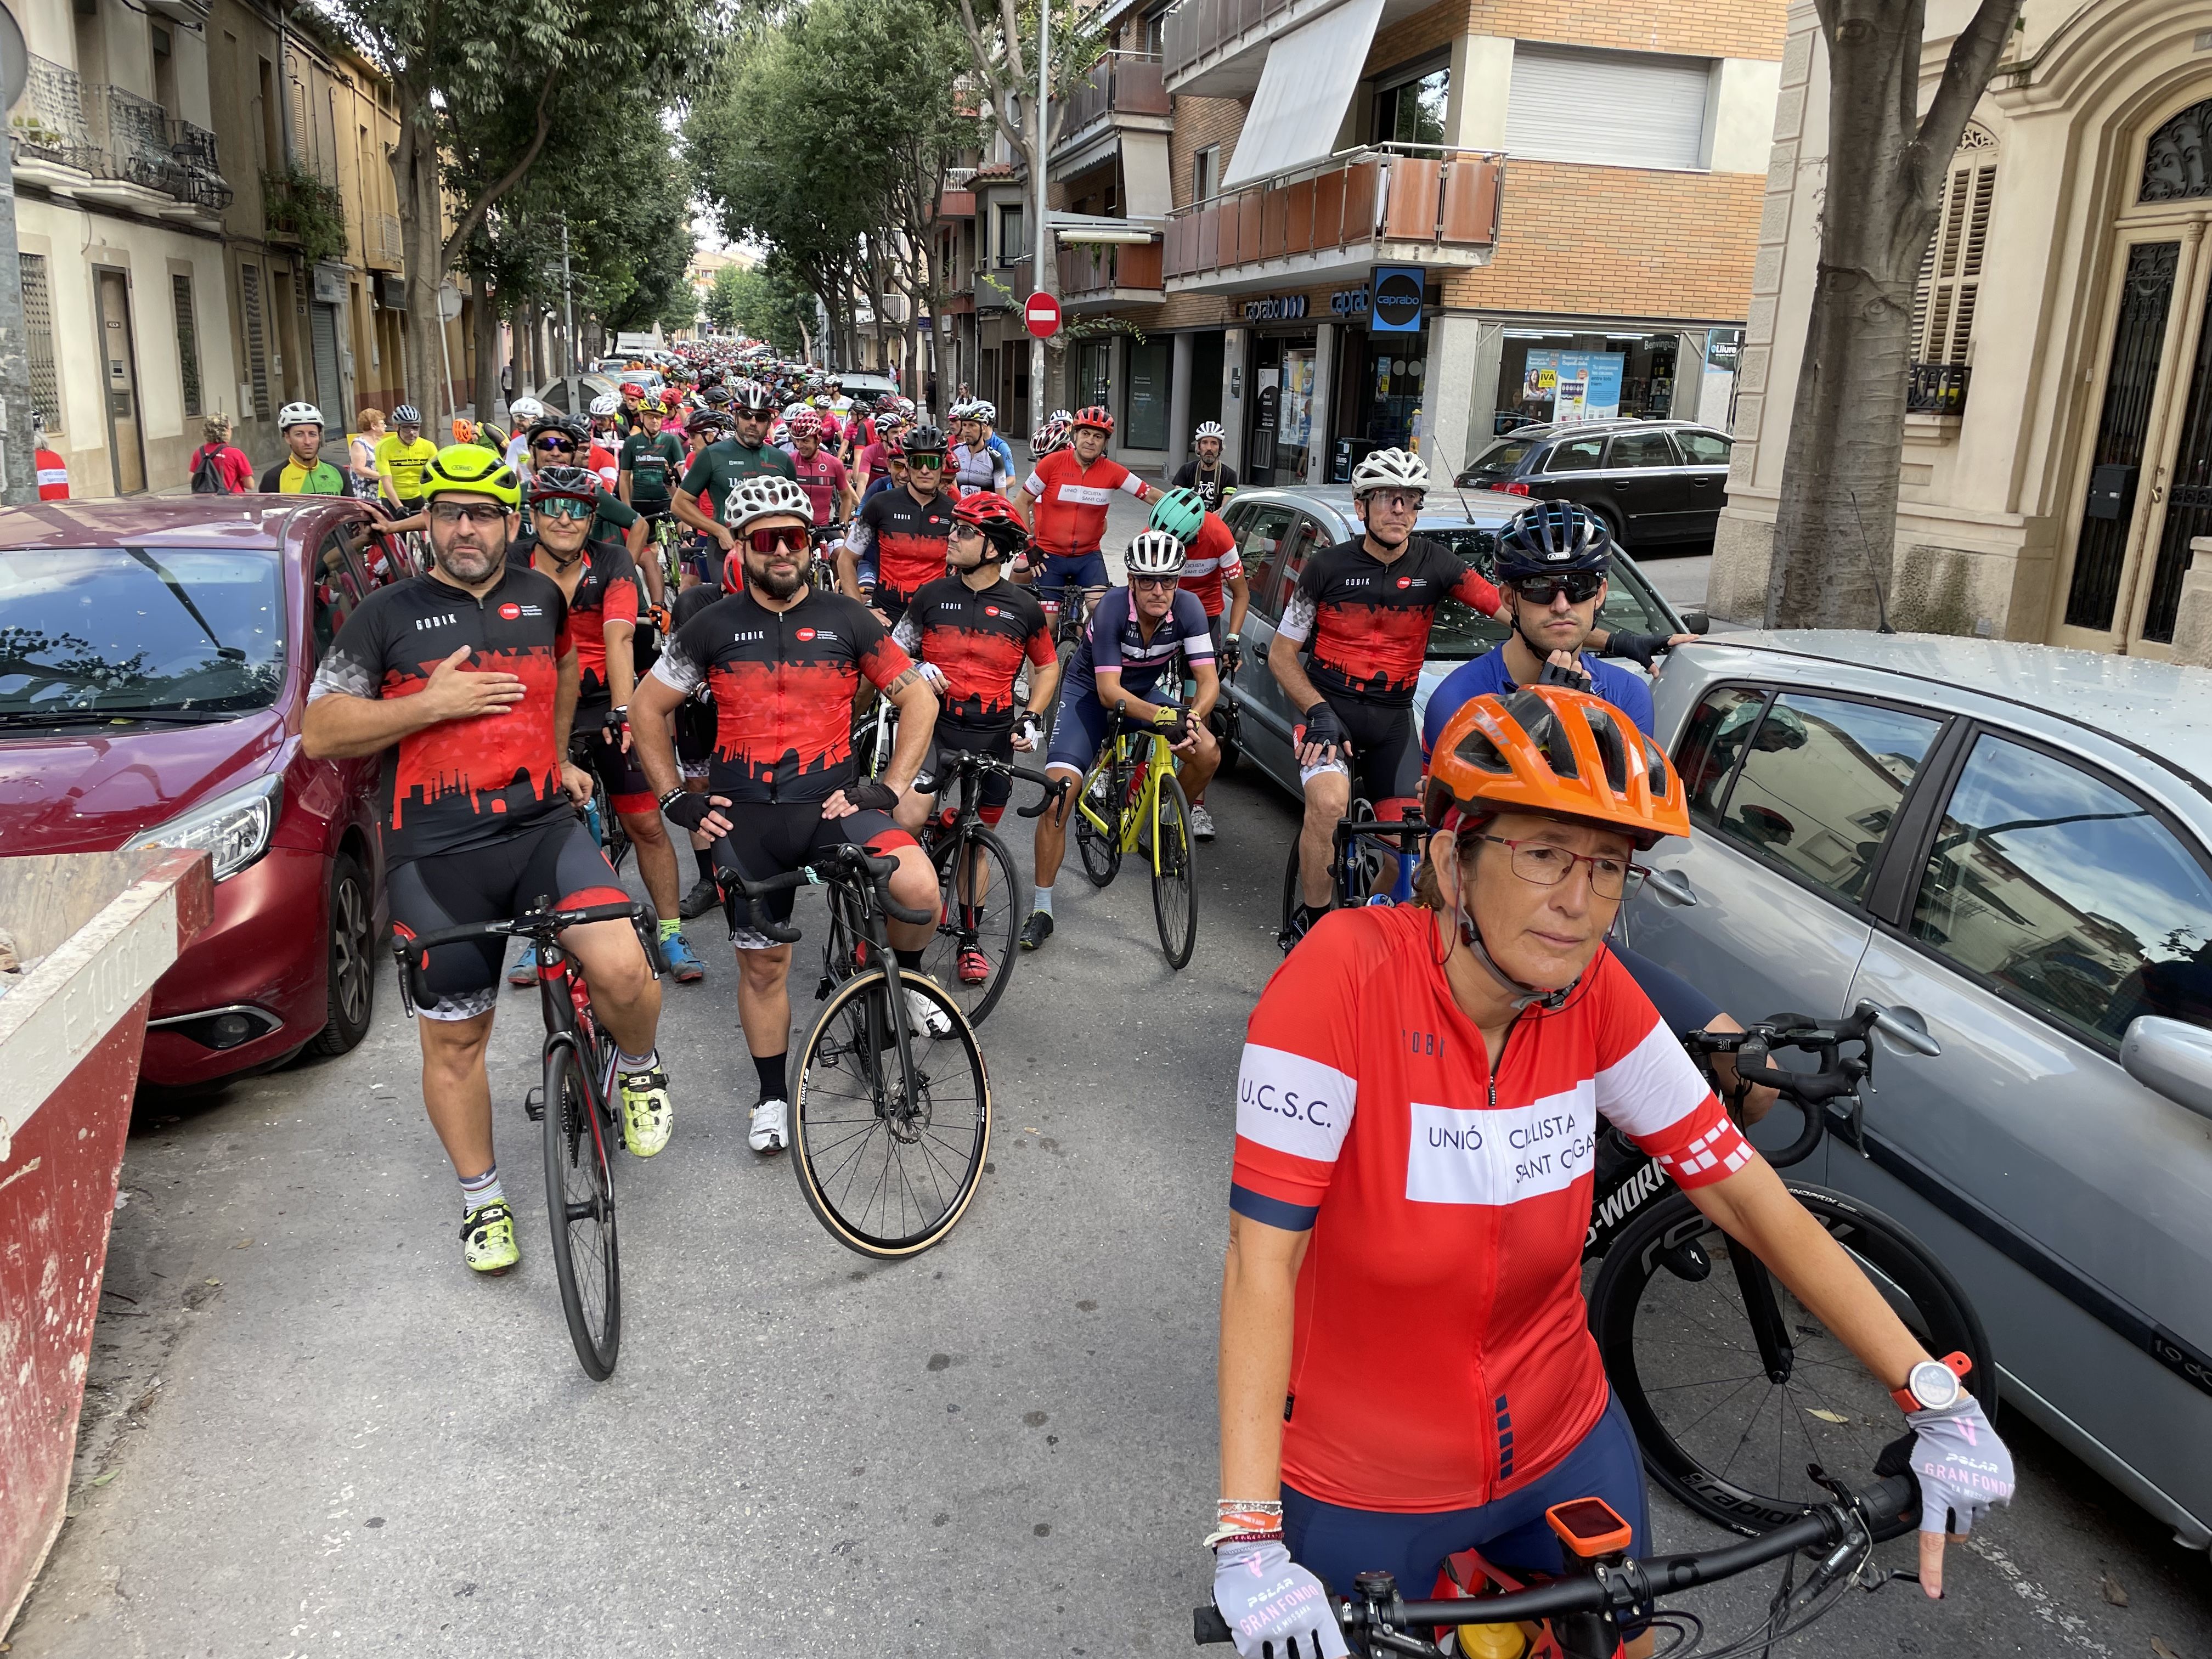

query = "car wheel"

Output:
[[309, 851, 375, 1057]]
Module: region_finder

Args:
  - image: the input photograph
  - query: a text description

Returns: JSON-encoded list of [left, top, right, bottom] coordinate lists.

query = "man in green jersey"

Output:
[[261, 403, 348, 494], [669, 377, 795, 556]]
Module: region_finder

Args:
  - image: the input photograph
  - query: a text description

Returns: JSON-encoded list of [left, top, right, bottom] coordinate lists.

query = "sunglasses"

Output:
[[743, 526, 807, 555], [1366, 488, 1424, 512], [534, 496, 595, 521], [535, 437, 577, 453], [906, 453, 944, 467], [1514, 572, 1605, 606], [429, 503, 507, 527]]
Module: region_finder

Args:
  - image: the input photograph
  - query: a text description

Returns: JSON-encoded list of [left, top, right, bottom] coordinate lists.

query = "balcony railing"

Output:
[[1059, 240, 1165, 298], [1164, 0, 1305, 82], [1163, 145, 1502, 281], [368, 211, 404, 271], [1906, 361, 1971, 418], [1053, 52, 1170, 143], [9, 68, 233, 208], [975, 259, 1032, 311], [9, 54, 99, 171]]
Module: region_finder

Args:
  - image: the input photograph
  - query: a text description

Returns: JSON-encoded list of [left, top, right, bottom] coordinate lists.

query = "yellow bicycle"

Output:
[[1070, 703, 1199, 969]]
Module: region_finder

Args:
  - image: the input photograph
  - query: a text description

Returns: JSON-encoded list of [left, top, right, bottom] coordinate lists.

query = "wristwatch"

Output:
[[1891, 1351, 1972, 1413]]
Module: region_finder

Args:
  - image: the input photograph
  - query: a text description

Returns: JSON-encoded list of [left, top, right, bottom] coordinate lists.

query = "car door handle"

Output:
[[1643, 868, 1697, 907], [1855, 1000, 1942, 1058]]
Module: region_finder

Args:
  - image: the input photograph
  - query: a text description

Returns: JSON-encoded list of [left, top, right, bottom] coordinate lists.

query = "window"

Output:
[[1674, 687, 1769, 823], [19, 253, 59, 435], [1712, 693, 1943, 902], [1675, 431, 1731, 466], [1373, 65, 1448, 148], [2142, 97, 2212, 204], [240, 262, 270, 417], [1504, 44, 1712, 171], [1605, 431, 1680, 469], [312, 530, 370, 658], [997, 204, 1025, 264], [1237, 504, 1297, 616], [1192, 144, 1219, 205], [1544, 437, 1605, 473], [1911, 129, 1996, 366], [1911, 735, 2212, 1047], [1276, 515, 1322, 609], [172, 273, 202, 419]]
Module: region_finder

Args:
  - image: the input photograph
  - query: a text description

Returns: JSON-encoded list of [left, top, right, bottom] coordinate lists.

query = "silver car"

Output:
[[1622, 631, 2212, 1553], [1216, 483, 1693, 798]]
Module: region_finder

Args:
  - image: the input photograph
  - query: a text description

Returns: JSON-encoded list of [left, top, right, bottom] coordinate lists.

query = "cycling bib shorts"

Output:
[[579, 707, 655, 815], [1036, 550, 1110, 596], [1297, 696, 1424, 812], [715, 802, 915, 949]]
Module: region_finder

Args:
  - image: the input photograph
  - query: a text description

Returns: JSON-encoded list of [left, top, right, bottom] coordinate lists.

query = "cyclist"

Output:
[[785, 407, 856, 531], [1170, 419, 1237, 512], [502, 397, 546, 472], [588, 393, 624, 459], [1148, 487, 1249, 843], [1209, 684, 2014, 1659], [670, 378, 798, 568], [1018, 406, 1158, 627], [301, 444, 675, 1276], [618, 397, 686, 585], [500, 462, 705, 987], [617, 381, 651, 437], [1269, 447, 1513, 944], [627, 475, 944, 1157], [261, 403, 348, 494], [853, 411, 905, 497], [951, 399, 1014, 499], [891, 493, 1059, 983], [1022, 529, 1219, 952], [843, 422, 955, 625], [374, 404, 438, 515]]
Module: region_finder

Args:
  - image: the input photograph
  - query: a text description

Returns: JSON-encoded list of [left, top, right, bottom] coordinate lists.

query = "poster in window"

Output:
[[1522, 350, 1624, 422]]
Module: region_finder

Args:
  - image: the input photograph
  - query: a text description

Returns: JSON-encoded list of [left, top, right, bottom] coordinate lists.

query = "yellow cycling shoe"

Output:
[[460, 1201, 519, 1275], [618, 1063, 674, 1158]]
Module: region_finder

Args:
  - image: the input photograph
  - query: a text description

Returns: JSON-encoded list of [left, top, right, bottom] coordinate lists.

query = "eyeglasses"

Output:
[[1366, 489, 1424, 513], [534, 496, 595, 521], [535, 437, 577, 453], [1476, 835, 1641, 900], [428, 503, 507, 527], [1131, 574, 1179, 590], [743, 526, 806, 554], [1513, 572, 1605, 606]]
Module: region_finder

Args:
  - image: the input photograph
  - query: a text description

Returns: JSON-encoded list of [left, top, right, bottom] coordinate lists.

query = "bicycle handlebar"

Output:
[[711, 840, 930, 941], [926, 747, 1070, 817], [1685, 1006, 1880, 1167], [390, 900, 656, 1013]]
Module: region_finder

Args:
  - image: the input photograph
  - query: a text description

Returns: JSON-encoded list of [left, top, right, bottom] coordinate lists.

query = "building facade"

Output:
[[1711, 0, 2212, 659]]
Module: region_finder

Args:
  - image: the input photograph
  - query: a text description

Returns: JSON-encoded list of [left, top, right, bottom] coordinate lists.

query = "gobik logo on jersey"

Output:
[[499, 602, 522, 620]]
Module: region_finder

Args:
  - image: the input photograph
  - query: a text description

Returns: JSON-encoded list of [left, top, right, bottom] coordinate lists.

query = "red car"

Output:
[[0, 496, 407, 1086]]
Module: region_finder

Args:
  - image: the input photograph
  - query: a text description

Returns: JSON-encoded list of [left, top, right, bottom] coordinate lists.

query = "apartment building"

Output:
[[953, 0, 1781, 478]]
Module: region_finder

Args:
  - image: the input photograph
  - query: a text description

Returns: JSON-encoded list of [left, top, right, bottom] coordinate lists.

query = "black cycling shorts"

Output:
[[578, 702, 654, 814], [714, 800, 916, 948], [675, 693, 718, 776], [1296, 695, 1423, 810], [387, 815, 625, 1020], [916, 723, 1014, 822]]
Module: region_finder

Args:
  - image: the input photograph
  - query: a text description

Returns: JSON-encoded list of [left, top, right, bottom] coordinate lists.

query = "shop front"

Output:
[[1494, 329, 1680, 432], [1239, 294, 1319, 487]]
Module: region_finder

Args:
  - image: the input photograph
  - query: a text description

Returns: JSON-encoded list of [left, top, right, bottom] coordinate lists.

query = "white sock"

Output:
[[1034, 885, 1053, 916], [617, 1046, 658, 1073], [459, 1164, 505, 1217]]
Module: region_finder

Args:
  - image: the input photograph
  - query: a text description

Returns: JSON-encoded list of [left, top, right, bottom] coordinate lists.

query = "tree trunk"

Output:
[[511, 302, 533, 392], [392, 78, 445, 423], [471, 273, 499, 420]]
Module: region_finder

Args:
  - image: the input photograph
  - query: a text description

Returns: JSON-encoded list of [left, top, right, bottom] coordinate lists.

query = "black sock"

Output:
[[695, 847, 715, 881], [754, 1052, 787, 1102], [894, 947, 924, 972]]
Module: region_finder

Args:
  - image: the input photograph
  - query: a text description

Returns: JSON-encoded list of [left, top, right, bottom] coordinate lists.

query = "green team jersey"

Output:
[[620, 429, 685, 508], [678, 437, 797, 524]]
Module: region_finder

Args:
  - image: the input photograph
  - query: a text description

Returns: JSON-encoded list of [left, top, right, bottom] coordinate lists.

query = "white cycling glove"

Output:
[[1906, 1395, 2015, 1536], [1211, 1540, 1347, 1659], [917, 660, 949, 692]]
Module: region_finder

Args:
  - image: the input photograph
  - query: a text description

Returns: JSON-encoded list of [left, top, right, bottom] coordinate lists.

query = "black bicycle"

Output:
[[570, 722, 634, 876], [1277, 798, 1427, 951], [392, 898, 664, 1380], [1583, 1005, 1993, 1537], [720, 839, 992, 1259], [914, 748, 1066, 1026], [1194, 1470, 1926, 1659]]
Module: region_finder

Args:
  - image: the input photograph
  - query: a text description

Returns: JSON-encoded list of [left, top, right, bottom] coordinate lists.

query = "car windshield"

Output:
[[0, 545, 286, 721], [1416, 526, 1674, 661], [1460, 439, 1533, 482]]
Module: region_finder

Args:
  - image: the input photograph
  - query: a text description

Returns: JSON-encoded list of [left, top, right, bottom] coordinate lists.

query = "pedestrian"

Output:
[[259, 403, 348, 494], [188, 413, 253, 495], [349, 408, 387, 499], [33, 415, 68, 500]]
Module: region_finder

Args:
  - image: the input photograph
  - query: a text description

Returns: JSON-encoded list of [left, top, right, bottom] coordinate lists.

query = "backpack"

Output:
[[190, 445, 236, 495]]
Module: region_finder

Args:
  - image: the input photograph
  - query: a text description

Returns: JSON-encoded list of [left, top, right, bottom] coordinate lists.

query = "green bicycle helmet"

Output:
[[419, 443, 521, 507], [1150, 486, 1207, 544]]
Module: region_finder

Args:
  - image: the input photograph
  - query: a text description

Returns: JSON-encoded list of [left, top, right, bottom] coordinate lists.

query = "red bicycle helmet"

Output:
[[952, 490, 1028, 560], [1071, 405, 1114, 435], [619, 381, 646, 400]]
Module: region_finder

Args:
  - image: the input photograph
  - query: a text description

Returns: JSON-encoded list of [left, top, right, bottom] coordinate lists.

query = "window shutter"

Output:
[[1504, 46, 1713, 171], [1913, 131, 1997, 366]]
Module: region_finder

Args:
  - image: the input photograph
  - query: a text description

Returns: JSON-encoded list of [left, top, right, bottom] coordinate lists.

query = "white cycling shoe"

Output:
[[748, 1097, 789, 1154], [905, 986, 953, 1038], [1190, 803, 1217, 840]]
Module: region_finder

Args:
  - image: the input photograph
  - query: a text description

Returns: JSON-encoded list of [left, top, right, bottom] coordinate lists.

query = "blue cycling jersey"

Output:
[[1421, 644, 1655, 757]]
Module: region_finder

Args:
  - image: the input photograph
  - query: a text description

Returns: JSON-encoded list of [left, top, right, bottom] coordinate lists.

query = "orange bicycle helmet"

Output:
[[1424, 685, 1689, 849]]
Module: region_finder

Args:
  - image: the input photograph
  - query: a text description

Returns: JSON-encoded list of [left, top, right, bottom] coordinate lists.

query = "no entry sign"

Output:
[[1024, 292, 1062, 339]]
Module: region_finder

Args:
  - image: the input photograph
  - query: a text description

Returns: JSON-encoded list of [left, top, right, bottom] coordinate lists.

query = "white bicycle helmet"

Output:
[[1349, 445, 1430, 499], [1194, 420, 1226, 442], [970, 399, 997, 425], [725, 473, 814, 534], [391, 403, 422, 426], [589, 393, 619, 417], [509, 397, 546, 424], [1125, 529, 1188, 577], [277, 401, 324, 431]]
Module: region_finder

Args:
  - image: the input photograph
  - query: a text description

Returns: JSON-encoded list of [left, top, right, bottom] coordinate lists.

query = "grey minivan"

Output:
[[1623, 631, 2212, 1554]]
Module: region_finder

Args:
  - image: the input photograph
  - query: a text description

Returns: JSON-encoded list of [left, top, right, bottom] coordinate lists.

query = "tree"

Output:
[[705, 264, 749, 334], [1766, 0, 2023, 628]]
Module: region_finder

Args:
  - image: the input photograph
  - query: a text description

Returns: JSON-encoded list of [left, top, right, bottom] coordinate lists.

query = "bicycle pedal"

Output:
[[524, 1086, 545, 1122]]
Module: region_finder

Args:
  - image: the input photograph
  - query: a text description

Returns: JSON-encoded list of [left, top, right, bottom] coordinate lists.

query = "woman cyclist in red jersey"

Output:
[[1211, 685, 2015, 1659]]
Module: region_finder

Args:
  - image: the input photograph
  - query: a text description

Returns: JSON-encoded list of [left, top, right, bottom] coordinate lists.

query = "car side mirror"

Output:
[[1680, 610, 1711, 635], [2121, 1016, 2212, 1122]]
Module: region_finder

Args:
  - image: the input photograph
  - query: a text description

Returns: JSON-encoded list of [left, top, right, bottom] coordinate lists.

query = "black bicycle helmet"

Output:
[[1493, 500, 1614, 582], [902, 422, 947, 458]]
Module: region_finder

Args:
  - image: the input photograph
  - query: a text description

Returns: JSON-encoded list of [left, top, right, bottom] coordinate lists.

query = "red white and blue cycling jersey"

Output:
[[1233, 905, 1754, 1513], [1178, 510, 1244, 619], [1022, 448, 1148, 556]]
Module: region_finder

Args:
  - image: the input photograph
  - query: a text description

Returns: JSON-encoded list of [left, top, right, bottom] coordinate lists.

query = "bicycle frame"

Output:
[[1076, 719, 1181, 874]]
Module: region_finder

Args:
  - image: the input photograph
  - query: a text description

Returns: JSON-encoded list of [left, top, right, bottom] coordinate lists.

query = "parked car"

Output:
[[834, 371, 901, 405], [0, 499, 406, 1086], [1215, 483, 1693, 800], [1622, 631, 2212, 1552], [527, 374, 630, 416], [1455, 418, 1734, 550]]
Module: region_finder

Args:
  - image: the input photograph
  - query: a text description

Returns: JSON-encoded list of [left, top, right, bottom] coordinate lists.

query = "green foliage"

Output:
[[262, 163, 348, 267], [715, 255, 817, 353], [704, 264, 748, 333]]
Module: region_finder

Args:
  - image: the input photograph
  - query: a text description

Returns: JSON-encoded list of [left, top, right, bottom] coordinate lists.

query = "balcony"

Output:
[[9, 55, 100, 182], [1164, 145, 1502, 295], [9, 68, 231, 213], [1906, 361, 1971, 419], [1058, 241, 1165, 308], [368, 211, 404, 272], [975, 259, 1032, 313], [1052, 53, 1170, 160], [1164, 0, 1431, 97]]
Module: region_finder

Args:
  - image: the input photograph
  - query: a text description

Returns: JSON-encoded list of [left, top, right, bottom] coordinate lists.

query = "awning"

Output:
[[1220, 0, 1386, 189]]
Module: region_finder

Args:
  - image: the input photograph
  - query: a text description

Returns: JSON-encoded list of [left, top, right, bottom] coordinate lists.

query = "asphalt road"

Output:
[[12, 510, 2211, 1657]]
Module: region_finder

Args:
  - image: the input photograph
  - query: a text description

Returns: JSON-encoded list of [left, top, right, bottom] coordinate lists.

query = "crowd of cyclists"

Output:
[[296, 340, 2017, 1657]]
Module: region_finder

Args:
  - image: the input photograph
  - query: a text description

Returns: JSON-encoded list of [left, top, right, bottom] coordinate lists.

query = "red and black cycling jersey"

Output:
[[1275, 535, 1503, 707], [307, 568, 574, 866], [847, 484, 956, 600], [647, 585, 913, 803], [891, 574, 1054, 732], [505, 535, 638, 704]]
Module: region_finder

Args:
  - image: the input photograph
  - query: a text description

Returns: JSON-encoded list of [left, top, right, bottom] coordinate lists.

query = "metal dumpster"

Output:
[[0, 847, 212, 1632]]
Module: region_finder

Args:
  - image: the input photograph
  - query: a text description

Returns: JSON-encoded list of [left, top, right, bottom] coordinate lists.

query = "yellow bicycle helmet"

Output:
[[419, 443, 521, 507]]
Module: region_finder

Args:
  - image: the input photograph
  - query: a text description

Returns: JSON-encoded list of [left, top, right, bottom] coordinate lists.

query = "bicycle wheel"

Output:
[[1277, 834, 1305, 951], [922, 825, 1022, 1026], [1151, 773, 1199, 969], [792, 968, 991, 1257], [541, 1038, 620, 1379], [1074, 760, 1121, 888], [1588, 1182, 1992, 1538]]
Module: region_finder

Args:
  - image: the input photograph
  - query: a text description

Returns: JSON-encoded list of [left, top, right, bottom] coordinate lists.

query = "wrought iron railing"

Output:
[[9, 54, 98, 171], [1906, 361, 1971, 417], [1053, 52, 1170, 143], [87, 83, 176, 188]]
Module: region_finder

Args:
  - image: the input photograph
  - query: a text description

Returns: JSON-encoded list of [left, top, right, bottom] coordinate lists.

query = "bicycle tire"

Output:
[[541, 1038, 620, 1379], [792, 968, 991, 1258], [1277, 835, 1304, 951], [1152, 772, 1199, 969], [1074, 760, 1120, 888], [1588, 1181, 1993, 1538], [923, 824, 1022, 1026]]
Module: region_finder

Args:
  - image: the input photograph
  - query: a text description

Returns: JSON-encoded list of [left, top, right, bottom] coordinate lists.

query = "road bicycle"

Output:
[[569, 723, 634, 877], [912, 747, 1067, 1026], [1194, 1469, 1928, 1659], [808, 522, 845, 594], [1071, 702, 1199, 969], [720, 839, 991, 1259], [1277, 797, 1427, 951], [1203, 633, 1244, 777], [391, 896, 665, 1380]]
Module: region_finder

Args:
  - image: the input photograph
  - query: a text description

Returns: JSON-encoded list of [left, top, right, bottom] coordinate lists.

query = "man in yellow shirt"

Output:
[[374, 403, 439, 512]]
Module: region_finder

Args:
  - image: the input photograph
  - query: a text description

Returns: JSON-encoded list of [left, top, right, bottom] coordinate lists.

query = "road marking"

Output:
[[1964, 1534, 2112, 1655]]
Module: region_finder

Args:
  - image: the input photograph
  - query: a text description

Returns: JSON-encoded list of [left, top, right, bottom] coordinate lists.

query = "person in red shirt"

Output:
[[1017, 405, 1158, 624], [1209, 686, 2015, 1659], [784, 408, 854, 528], [1147, 486, 1249, 842], [186, 413, 251, 495]]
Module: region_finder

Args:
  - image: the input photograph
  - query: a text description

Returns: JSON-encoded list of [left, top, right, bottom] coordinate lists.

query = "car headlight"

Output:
[[125, 773, 284, 882]]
